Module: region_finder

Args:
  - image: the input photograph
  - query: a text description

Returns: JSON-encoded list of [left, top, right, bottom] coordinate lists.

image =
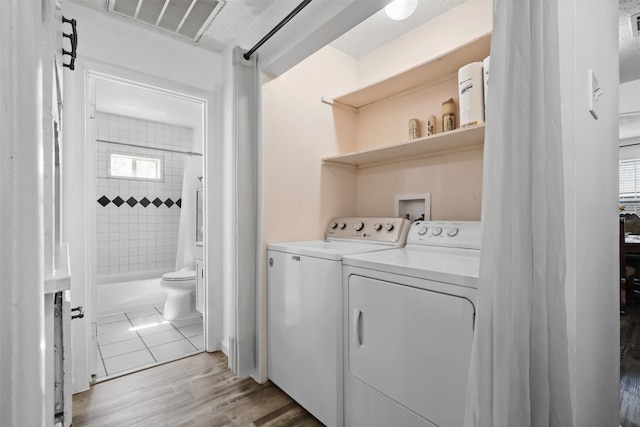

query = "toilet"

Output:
[[160, 270, 197, 320]]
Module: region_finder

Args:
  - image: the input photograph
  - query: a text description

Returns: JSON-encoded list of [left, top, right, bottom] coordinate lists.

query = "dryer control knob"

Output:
[[338, 222, 346, 230], [330, 222, 338, 229], [354, 222, 365, 232], [447, 227, 459, 237], [418, 226, 428, 235], [384, 223, 395, 232], [432, 227, 443, 236], [373, 223, 382, 231]]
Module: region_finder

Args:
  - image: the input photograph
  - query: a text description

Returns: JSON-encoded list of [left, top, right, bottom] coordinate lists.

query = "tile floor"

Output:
[[95, 306, 203, 381]]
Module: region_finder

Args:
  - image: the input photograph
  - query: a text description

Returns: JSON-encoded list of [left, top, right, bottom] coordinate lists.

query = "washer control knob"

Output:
[[384, 223, 395, 232], [417, 226, 428, 236], [373, 223, 382, 231], [354, 222, 365, 232], [432, 227, 443, 236], [338, 222, 346, 230], [447, 227, 459, 237], [330, 222, 338, 229]]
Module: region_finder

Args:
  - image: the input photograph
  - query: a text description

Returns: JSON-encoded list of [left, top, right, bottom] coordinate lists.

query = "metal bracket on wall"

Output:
[[62, 16, 77, 71], [70, 306, 84, 320]]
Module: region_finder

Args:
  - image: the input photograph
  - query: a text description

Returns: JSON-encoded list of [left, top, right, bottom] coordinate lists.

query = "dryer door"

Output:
[[347, 275, 475, 427]]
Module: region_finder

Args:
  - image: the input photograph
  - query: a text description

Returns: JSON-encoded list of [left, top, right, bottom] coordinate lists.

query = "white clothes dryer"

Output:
[[341, 220, 481, 427], [267, 217, 410, 427]]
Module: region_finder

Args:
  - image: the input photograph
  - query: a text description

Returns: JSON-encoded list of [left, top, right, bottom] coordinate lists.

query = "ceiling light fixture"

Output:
[[384, 0, 418, 21]]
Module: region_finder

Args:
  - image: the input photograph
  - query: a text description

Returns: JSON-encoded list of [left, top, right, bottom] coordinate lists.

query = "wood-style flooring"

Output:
[[622, 304, 640, 427], [72, 352, 323, 427], [75, 318, 640, 427]]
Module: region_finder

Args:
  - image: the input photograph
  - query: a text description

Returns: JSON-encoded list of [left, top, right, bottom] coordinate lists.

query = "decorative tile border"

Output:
[[97, 196, 181, 208]]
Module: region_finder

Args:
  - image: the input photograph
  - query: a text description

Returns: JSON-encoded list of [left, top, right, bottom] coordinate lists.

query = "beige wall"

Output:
[[262, 0, 493, 238], [353, 77, 483, 221], [356, 149, 483, 220], [349, 1, 491, 221], [262, 47, 359, 245], [357, 0, 493, 88], [355, 79, 459, 150]]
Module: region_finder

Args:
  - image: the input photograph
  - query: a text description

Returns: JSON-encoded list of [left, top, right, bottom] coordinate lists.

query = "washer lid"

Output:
[[267, 240, 399, 261], [163, 270, 196, 281]]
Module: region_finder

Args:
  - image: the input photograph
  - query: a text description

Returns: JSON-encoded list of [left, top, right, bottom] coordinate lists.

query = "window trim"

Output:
[[107, 151, 164, 182]]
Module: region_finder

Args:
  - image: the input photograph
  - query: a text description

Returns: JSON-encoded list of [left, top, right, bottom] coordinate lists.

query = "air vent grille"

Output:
[[107, 0, 226, 42]]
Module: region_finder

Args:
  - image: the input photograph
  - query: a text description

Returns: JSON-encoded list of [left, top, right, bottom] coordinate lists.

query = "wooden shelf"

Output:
[[322, 124, 485, 168], [329, 33, 491, 110]]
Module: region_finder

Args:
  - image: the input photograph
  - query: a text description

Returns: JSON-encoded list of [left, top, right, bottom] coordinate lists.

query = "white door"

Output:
[[347, 275, 475, 427]]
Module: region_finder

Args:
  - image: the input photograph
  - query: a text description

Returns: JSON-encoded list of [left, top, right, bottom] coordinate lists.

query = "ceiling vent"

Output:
[[107, 0, 226, 41], [632, 12, 640, 37]]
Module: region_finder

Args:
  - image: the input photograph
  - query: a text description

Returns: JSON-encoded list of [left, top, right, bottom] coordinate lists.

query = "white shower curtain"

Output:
[[229, 46, 260, 377], [463, 0, 573, 426], [175, 155, 202, 272]]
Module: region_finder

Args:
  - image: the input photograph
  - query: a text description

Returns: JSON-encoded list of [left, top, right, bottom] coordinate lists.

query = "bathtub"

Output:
[[97, 269, 170, 316]]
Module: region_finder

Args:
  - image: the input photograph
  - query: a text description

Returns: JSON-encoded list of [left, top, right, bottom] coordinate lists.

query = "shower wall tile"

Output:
[[95, 112, 193, 276]]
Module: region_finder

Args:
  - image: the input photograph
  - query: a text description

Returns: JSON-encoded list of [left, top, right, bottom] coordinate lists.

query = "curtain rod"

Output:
[[243, 0, 312, 60], [97, 139, 203, 157]]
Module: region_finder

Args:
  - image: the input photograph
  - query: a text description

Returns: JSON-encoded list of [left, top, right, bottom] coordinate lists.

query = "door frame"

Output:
[[66, 59, 223, 392]]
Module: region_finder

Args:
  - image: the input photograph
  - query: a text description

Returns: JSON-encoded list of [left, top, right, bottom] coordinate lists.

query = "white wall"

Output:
[[620, 79, 640, 114], [95, 112, 191, 277], [62, 1, 223, 392], [232, 0, 386, 78], [63, 4, 221, 92], [96, 78, 205, 153], [620, 79, 640, 148], [1, 2, 46, 425], [558, 1, 620, 426]]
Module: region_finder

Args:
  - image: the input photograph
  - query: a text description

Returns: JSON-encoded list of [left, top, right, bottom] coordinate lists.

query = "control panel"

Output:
[[408, 221, 481, 249], [325, 217, 410, 246]]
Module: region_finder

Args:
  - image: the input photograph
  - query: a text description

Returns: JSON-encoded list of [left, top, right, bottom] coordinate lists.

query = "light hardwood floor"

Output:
[[72, 352, 324, 427]]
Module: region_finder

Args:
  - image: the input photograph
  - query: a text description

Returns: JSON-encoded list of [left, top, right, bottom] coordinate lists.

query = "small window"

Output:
[[108, 152, 163, 181]]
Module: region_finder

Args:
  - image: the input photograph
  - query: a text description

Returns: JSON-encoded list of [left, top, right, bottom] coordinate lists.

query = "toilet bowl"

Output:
[[160, 270, 197, 320]]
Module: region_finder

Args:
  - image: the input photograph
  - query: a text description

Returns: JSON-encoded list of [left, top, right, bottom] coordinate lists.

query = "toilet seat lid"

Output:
[[163, 270, 196, 281]]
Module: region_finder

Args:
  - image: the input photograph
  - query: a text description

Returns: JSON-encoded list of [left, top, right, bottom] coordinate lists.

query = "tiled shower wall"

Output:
[[96, 112, 194, 276]]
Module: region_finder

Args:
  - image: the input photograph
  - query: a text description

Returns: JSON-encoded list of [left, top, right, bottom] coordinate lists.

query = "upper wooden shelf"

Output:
[[322, 124, 485, 168], [328, 33, 492, 110]]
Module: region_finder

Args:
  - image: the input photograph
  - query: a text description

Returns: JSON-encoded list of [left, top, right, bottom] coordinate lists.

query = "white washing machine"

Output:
[[267, 217, 410, 427], [341, 220, 481, 427]]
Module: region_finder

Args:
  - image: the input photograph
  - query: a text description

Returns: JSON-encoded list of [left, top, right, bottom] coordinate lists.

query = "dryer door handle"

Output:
[[354, 308, 364, 348]]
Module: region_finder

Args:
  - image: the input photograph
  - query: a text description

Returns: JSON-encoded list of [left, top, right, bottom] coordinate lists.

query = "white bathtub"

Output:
[[97, 270, 170, 316]]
